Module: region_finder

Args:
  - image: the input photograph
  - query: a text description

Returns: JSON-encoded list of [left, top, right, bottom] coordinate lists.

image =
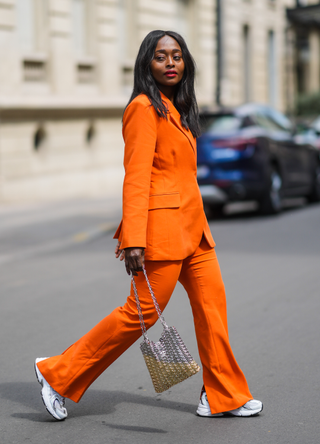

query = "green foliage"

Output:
[[296, 91, 320, 117]]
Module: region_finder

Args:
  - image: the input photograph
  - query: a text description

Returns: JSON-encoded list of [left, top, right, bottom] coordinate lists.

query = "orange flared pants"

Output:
[[38, 238, 252, 414]]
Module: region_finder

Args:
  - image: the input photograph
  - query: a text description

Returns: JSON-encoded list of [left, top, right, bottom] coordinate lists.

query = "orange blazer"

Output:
[[113, 92, 215, 261]]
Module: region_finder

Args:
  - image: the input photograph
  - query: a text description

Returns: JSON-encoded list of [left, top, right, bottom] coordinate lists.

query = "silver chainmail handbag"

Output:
[[131, 266, 200, 393]]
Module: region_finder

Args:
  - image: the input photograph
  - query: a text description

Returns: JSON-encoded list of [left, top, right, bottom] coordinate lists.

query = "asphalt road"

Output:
[[1, 198, 319, 444]]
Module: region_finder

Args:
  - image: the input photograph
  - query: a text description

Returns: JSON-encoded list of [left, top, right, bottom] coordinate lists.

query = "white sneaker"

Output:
[[196, 389, 263, 417], [34, 357, 68, 421], [227, 399, 263, 417]]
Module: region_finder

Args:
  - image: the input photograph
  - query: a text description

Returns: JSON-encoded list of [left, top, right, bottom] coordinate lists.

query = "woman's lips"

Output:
[[165, 71, 177, 78]]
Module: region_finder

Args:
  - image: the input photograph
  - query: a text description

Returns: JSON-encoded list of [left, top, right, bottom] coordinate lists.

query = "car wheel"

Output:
[[259, 168, 282, 215], [306, 164, 320, 203]]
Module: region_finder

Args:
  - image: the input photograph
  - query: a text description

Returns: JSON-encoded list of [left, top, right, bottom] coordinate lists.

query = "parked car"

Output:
[[311, 115, 320, 136], [197, 103, 320, 215], [309, 116, 320, 150], [294, 121, 320, 150]]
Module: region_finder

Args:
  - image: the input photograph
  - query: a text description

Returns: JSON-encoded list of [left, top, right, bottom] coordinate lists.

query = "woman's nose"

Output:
[[166, 56, 175, 67]]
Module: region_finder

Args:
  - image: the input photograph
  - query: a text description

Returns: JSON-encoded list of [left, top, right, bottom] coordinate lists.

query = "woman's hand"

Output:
[[115, 241, 125, 261], [124, 248, 145, 276]]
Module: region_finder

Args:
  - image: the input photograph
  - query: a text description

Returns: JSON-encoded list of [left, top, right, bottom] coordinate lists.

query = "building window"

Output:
[[243, 25, 251, 102], [23, 59, 47, 82], [296, 30, 310, 93], [73, 0, 88, 57], [268, 30, 277, 107], [16, 0, 36, 52], [16, 0, 48, 82], [72, 0, 96, 83], [118, 0, 137, 94], [176, 0, 191, 43], [16, 0, 48, 53]]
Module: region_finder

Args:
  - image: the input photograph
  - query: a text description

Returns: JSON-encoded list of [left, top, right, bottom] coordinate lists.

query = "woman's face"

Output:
[[150, 36, 185, 89]]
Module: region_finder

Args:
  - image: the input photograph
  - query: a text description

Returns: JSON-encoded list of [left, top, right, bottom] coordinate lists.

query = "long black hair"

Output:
[[126, 30, 201, 138]]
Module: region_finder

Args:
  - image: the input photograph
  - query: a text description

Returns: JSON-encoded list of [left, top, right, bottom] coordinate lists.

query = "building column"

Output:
[[48, 0, 74, 94], [0, 0, 20, 95], [308, 29, 320, 93], [284, 26, 297, 115], [96, 0, 122, 96], [195, 0, 216, 107]]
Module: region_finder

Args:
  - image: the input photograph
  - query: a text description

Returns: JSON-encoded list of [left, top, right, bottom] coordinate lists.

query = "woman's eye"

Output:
[[174, 56, 181, 61]]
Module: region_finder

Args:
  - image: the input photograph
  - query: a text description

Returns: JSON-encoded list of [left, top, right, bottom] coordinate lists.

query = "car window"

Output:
[[311, 116, 320, 133], [267, 108, 292, 131], [241, 115, 256, 128], [199, 115, 241, 133], [253, 113, 281, 131], [295, 122, 311, 135]]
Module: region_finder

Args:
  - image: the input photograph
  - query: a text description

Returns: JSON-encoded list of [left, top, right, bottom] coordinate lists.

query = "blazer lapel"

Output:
[[160, 93, 196, 153]]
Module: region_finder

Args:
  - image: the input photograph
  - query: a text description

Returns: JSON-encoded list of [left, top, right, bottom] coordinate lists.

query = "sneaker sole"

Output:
[[34, 358, 66, 421], [197, 403, 263, 418], [196, 403, 224, 417], [228, 402, 263, 417]]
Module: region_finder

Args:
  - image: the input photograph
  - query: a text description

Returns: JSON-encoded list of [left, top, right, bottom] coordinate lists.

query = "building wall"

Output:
[[220, 0, 297, 110], [1, 0, 309, 203], [298, 0, 320, 5], [291, 1, 320, 97], [0, 0, 216, 203]]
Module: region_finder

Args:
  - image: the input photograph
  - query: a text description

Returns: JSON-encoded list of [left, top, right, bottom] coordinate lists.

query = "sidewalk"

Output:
[[0, 196, 122, 266]]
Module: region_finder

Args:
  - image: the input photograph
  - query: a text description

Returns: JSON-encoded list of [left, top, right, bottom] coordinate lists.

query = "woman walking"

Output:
[[35, 30, 262, 420]]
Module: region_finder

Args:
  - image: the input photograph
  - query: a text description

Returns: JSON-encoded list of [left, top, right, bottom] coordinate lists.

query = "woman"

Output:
[[35, 30, 262, 420]]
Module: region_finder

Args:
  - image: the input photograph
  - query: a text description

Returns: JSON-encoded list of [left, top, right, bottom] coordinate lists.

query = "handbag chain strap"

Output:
[[131, 266, 168, 340]]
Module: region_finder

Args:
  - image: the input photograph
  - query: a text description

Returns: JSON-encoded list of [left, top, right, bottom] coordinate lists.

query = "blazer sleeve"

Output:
[[120, 99, 157, 249]]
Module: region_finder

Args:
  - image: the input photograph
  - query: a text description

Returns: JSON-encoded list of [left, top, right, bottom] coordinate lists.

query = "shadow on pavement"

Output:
[[101, 422, 167, 433], [1, 382, 196, 423], [2, 382, 263, 430]]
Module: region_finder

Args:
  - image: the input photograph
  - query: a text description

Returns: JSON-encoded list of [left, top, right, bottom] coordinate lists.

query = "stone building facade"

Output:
[[217, 0, 320, 113], [0, 0, 215, 203], [218, 0, 293, 109], [287, 0, 320, 101], [0, 0, 319, 203]]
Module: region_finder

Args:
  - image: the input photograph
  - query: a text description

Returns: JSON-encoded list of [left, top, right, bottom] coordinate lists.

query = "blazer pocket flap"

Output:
[[149, 192, 180, 210]]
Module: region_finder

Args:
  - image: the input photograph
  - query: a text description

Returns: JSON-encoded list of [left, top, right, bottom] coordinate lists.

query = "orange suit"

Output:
[[114, 92, 215, 259], [38, 93, 253, 414]]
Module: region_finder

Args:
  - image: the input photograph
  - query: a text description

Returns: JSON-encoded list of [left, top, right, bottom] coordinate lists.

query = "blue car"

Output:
[[197, 103, 320, 214]]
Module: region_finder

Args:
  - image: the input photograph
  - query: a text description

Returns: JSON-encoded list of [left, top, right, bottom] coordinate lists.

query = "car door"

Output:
[[267, 109, 311, 190], [252, 111, 294, 189]]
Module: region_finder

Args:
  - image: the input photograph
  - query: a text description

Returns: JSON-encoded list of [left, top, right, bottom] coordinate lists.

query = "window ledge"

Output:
[[122, 59, 135, 70], [75, 56, 97, 67], [21, 53, 48, 63]]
